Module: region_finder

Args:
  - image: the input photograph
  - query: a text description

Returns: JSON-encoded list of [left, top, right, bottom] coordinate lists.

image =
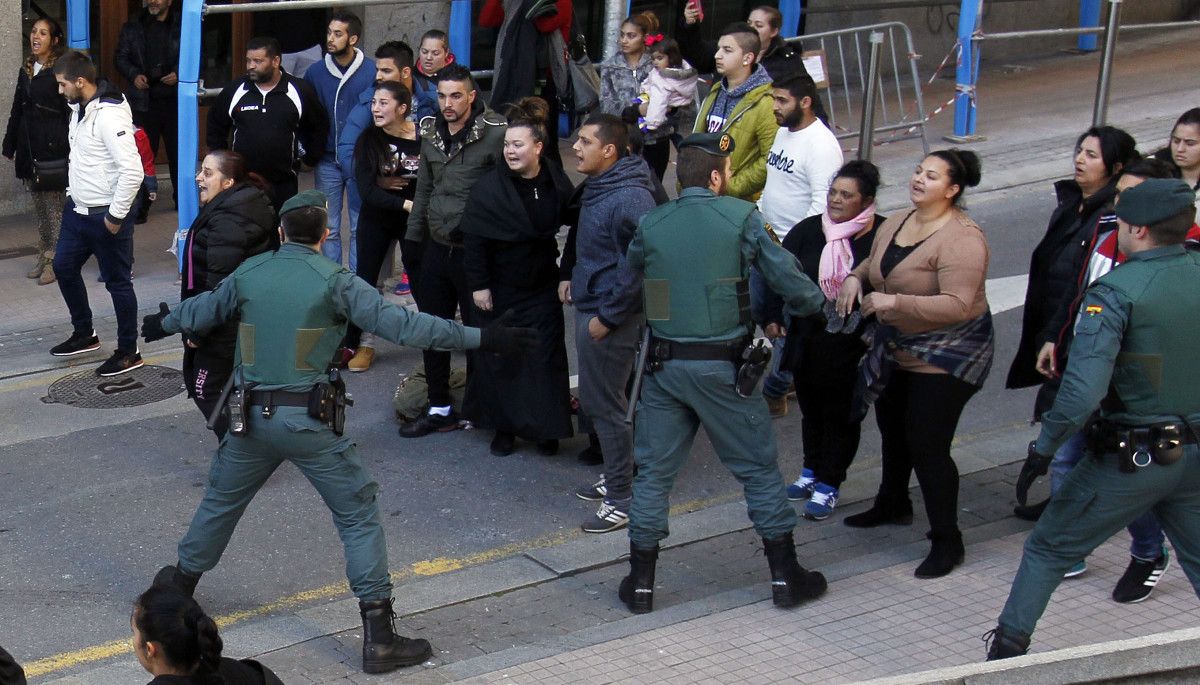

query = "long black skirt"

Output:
[[464, 284, 574, 440]]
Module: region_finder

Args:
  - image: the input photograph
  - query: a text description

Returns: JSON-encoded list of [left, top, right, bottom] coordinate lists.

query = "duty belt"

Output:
[[649, 336, 744, 363], [246, 389, 310, 408], [1086, 420, 1196, 471]]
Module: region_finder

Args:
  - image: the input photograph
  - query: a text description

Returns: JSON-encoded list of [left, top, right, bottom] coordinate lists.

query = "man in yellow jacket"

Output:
[[694, 24, 778, 202]]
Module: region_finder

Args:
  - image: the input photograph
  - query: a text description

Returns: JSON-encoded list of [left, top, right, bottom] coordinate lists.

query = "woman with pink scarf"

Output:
[[775, 160, 886, 521]]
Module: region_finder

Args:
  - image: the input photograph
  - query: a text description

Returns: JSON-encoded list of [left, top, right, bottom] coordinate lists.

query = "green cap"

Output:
[[678, 132, 735, 157], [1116, 178, 1197, 227], [278, 189, 329, 217]]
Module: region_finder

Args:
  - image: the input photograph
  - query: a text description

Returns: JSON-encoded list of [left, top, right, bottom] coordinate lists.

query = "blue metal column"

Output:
[[952, 0, 982, 139], [1078, 0, 1101, 51], [779, 0, 801, 39], [65, 0, 89, 49], [176, 0, 204, 268], [450, 0, 472, 68]]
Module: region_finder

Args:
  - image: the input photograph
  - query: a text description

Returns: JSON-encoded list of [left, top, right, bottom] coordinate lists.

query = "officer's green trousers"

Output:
[[628, 359, 797, 548], [999, 446, 1200, 637], [177, 407, 393, 601]]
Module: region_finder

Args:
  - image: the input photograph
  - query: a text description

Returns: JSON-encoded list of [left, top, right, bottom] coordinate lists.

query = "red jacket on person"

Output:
[[479, 0, 572, 42]]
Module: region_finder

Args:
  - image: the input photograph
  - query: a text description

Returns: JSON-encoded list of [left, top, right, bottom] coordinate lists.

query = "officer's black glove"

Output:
[[1015, 440, 1052, 507], [142, 302, 172, 343], [479, 310, 539, 356]]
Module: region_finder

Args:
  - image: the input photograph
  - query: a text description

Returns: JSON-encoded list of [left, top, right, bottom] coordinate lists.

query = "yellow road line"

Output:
[[23, 492, 739, 678], [0, 351, 183, 396]]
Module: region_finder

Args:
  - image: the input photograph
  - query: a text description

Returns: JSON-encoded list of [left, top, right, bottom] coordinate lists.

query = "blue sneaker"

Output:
[[1063, 560, 1087, 578], [803, 483, 839, 521], [787, 469, 816, 501]]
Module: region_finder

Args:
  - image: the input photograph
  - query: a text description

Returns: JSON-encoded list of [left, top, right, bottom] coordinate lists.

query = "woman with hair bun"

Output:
[[460, 97, 575, 457], [836, 148, 993, 580], [131, 586, 280, 684]]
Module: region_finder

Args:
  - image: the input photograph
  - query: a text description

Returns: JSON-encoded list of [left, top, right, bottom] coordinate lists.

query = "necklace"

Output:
[[534, 187, 539, 200]]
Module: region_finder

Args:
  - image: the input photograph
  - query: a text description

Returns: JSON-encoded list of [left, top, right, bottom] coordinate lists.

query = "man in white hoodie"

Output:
[[50, 51, 144, 377]]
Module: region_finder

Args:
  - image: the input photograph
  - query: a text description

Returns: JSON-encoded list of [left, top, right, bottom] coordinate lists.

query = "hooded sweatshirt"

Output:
[[66, 81, 143, 224], [569, 155, 657, 328]]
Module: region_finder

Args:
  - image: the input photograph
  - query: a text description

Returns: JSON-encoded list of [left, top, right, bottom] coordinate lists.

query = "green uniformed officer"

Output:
[[141, 191, 535, 674], [617, 132, 829, 614], [987, 179, 1200, 660]]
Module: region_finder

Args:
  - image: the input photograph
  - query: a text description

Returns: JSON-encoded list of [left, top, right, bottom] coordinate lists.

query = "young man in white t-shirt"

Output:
[[753, 73, 843, 417]]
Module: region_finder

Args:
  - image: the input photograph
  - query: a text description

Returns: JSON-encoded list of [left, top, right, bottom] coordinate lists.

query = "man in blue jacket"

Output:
[[304, 10, 375, 271], [560, 113, 657, 534]]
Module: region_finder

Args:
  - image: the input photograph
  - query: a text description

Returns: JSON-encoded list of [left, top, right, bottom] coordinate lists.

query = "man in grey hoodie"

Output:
[[560, 113, 657, 533]]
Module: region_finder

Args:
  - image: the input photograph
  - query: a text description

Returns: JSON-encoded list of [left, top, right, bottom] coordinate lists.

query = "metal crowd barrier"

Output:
[[953, 0, 1200, 139], [784, 21, 931, 161]]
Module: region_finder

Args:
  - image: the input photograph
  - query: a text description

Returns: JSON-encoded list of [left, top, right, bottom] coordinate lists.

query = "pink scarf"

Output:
[[819, 203, 877, 299]]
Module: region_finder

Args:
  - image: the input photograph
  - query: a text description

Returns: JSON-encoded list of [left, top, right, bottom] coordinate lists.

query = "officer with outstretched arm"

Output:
[[616, 132, 828, 615], [141, 190, 535, 675], [986, 179, 1200, 660]]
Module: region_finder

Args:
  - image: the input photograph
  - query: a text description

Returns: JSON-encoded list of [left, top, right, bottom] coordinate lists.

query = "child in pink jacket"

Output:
[[638, 38, 698, 138]]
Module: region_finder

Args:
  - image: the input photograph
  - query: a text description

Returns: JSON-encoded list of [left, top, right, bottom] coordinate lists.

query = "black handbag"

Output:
[[30, 156, 68, 192]]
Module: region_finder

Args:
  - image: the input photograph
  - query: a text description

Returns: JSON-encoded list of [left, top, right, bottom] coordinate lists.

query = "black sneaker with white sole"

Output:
[[574, 475, 607, 501], [50, 330, 100, 356], [1112, 548, 1170, 604], [96, 350, 144, 377], [582, 500, 628, 533]]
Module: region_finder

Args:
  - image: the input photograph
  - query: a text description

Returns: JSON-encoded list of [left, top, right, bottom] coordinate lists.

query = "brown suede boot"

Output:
[[38, 253, 56, 285], [26, 252, 45, 279]]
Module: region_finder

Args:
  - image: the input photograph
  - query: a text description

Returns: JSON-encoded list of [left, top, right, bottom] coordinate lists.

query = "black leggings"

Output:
[[641, 139, 670, 181], [414, 241, 472, 407], [344, 215, 420, 350], [873, 370, 978, 535], [797, 374, 862, 489]]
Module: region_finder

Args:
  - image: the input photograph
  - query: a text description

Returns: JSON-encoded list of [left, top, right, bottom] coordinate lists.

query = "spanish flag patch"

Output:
[[763, 222, 782, 245], [1085, 304, 1104, 315]]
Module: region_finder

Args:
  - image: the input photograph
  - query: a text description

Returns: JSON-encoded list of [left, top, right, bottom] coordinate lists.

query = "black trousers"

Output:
[[873, 369, 978, 535], [641, 139, 671, 182], [414, 241, 472, 407], [345, 215, 421, 349], [796, 372, 862, 489], [135, 97, 179, 205]]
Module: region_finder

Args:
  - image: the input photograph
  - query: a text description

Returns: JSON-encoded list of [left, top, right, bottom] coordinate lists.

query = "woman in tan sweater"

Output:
[[836, 148, 994, 579]]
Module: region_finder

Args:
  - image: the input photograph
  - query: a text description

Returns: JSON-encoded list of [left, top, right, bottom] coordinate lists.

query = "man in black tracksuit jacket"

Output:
[[206, 37, 328, 212]]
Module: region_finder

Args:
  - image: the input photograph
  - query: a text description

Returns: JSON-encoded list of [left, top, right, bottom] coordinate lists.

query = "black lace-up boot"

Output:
[[763, 533, 828, 608], [618, 544, 658, 614], [152, 563, 201, 597], [984, 624, 1030, 661], [360, 598, 433, 673]]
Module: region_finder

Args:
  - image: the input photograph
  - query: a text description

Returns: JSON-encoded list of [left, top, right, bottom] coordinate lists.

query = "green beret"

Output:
[[679, 132, 735, 157], [1116, 178, 1197, 226], [278, 189, 329, 217]]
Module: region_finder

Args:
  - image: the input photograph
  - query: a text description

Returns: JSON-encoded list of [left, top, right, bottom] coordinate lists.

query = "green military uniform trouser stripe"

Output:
[[628, 359, 797, 548], [1000, 446, 1200, 636], [177, 406, 392, 601]]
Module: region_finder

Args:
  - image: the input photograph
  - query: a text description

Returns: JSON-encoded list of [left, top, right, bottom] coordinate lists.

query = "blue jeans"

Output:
[[749, 266, 793, 399], [316, 157, 361, 271], [1051, 431, 1166, 560], [53, 200, 138, 352]]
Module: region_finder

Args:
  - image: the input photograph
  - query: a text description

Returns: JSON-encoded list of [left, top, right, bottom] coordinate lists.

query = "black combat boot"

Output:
[[618, 544, 658, 614], [984, 624, 1030, 660], [914, 530, 965, 579], [152, 564, 201, 597], [843, 495, 914, 528], [762, 533, 827, 608], [359, 598, 432, 673]]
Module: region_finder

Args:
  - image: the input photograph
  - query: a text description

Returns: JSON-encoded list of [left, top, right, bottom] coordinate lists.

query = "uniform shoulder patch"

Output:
[[763, 222, 782, 245], [1085, 304, 1103, 316]]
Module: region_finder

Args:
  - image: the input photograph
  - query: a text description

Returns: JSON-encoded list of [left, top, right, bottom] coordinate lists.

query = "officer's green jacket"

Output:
[[1035, 244, 1200, 455], [162, 243, 481, 392], [626, 187, 824, 343]]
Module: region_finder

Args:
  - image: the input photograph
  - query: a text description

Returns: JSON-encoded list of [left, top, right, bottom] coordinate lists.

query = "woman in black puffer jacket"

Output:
[[2, 17, 70, 285], [181, 150, 275, 439]]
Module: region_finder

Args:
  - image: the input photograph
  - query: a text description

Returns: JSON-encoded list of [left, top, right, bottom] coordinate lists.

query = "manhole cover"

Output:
[[43, 365, 185, 409]]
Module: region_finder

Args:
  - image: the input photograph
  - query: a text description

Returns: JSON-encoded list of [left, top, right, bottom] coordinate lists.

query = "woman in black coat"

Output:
[[3, 17, 70, 285], [461, 97, 575, 456], [775, 161, 886, 522], [133, 586, 281, 685], [181, 150, 275, 439]]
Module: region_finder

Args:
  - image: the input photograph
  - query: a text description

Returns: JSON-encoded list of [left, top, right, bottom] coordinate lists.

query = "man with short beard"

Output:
[[115, 0, 180, 213], [305, 11, 375, 271], [400, 65, 506, 437], [207, 36, 328, 213]]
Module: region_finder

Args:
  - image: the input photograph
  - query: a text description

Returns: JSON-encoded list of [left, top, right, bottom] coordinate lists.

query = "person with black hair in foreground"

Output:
[[0, 643, 26, 685], [143, 191, 537, 673], [132, 586, 281, 684]]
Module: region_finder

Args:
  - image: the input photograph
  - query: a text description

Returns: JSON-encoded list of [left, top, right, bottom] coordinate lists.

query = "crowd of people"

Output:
[[3, 0, 1200, 679]]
